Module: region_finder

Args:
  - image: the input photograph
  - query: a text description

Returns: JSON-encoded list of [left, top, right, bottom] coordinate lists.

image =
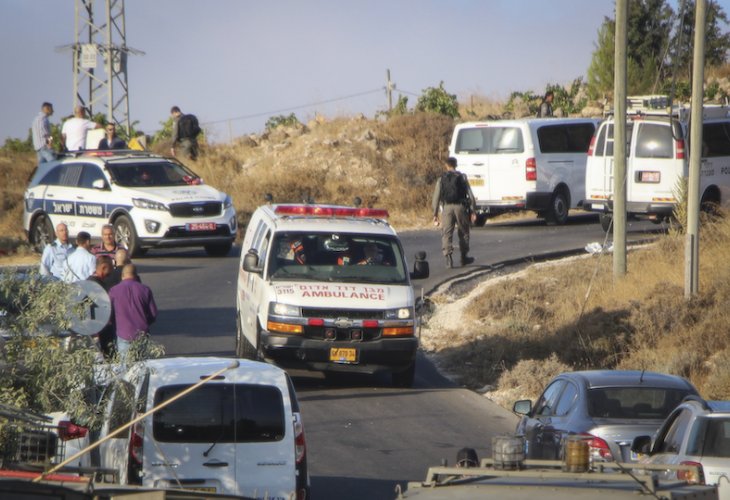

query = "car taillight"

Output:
[[676, 139, 685, 160], [587, 136, 597, 156], [294, 413, 306, 464], [678, 460, 704, 484], [583, 434, 613, 461], [57, 421, 88, 441], [526, 158, 537, 181], [129, 421, 144, 465]]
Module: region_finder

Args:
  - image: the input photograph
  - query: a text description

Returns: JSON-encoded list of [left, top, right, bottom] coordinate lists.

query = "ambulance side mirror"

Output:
[[410, 251, 429, 280], [242, 249, 263, 274]]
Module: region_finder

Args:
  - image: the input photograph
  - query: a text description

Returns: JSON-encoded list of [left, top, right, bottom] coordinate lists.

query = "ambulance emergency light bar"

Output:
[[274, 205, 389, 219]]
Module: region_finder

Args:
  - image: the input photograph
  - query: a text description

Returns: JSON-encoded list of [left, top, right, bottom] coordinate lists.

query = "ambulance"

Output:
[[235, 204, 430, 387]]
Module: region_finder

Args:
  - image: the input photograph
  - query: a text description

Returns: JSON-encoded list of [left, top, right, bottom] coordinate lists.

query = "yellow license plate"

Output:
[[330, 347, 358, 363], [469, 178, 484, 186]]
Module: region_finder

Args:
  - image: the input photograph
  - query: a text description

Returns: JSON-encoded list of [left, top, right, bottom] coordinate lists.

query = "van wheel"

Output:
[[392, 363, 415, 388], [114, 215, 140, 257], [546, 191, 569, 225], [600, 214, 613, 232], [473, 214, 488, 227], [205, 242, 232, 257], [236, 314, 256, 359], [30, 215, 54, 252]]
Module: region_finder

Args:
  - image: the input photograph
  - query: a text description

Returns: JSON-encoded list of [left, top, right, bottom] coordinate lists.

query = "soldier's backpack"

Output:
[[441, 171, 467, 204], [178, 114, 202, 139]]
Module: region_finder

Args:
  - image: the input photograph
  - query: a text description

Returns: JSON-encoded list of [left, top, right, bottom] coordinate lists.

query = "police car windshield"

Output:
[[106, 161, 200, 187], [267, 232, 407, 284]]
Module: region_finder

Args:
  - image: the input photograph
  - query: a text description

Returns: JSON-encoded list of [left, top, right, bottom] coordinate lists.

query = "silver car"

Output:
[[513, 370, 698, 463], [632, 396, 730, 487]]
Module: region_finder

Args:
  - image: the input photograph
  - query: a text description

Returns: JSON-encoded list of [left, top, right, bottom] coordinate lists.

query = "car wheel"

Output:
[[546, 191, 569, 225], [30, 215, 54, 252], [392, 363, 415, 388], [600, 213, 613, 232], [235, 314, 257, 360], [204, 242, 232, 257], [113, 215, 140, 257], [473, 214, 488, 227]]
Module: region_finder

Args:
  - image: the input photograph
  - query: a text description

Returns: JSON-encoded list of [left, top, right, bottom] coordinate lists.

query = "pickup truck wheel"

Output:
[[236, 314, 256, 359], [392, 363, 415, 388]]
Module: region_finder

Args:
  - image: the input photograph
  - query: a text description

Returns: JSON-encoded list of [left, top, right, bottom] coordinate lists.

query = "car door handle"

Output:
[[203, 461, 229, 468]]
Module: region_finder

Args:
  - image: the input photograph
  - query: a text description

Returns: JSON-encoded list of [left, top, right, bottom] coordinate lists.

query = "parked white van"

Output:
[[236, 204, 429, 387], [96, 357, 309, 500], [449, 118, 599, 225], [585, 96, 730, 231]]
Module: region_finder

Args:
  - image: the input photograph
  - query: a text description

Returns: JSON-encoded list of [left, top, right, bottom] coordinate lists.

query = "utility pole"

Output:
[[613, 0, 628, 279], [386, 69, 395, 113], [685, 0, 707, 298], [60, 0, 143, 136]]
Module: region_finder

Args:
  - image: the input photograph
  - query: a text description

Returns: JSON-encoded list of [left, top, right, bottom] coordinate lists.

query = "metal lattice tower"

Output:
[[62, 0, 143, 136]]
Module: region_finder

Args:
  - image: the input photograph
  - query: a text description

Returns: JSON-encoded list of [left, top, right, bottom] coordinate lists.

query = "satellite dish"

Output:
[[68, 280, 112, 336]]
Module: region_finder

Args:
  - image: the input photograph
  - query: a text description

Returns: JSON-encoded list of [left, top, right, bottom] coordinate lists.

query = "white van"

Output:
[[236, 204, 429, 388], [97, 357, 309, 500], [449, 118, 599, 225], [585, 96, 730, 230]]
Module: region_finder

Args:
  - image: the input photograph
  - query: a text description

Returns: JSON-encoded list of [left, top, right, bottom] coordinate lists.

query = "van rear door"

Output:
[[586, 122, 616, 207]]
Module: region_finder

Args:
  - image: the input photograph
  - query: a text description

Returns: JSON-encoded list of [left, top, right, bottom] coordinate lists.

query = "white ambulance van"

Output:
[[449, 118, 599, 225], [585, 96, 730, 231], [236, 204, 430, 388]]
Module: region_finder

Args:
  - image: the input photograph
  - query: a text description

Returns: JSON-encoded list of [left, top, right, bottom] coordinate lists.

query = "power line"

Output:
[[202, 88, 384, 126]]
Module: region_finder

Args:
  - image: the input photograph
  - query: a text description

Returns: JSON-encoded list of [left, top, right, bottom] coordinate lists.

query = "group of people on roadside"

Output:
[[39, 222, 157, 361], [32, 102, 198, 164]]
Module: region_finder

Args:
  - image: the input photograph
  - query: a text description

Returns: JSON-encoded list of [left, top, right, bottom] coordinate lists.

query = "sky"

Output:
[[2, 0, 728, 145]]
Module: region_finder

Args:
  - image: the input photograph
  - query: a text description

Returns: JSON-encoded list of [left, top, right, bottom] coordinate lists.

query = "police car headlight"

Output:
[[133, 198, 168, 211], [223, 195, 233, 210], [269, 302, 301, 317], [384, 307, 412, 320]]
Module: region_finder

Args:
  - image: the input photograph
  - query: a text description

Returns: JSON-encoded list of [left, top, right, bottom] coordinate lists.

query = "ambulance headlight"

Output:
[[384, 307, 412, 320], [270, 302, 301, 317]]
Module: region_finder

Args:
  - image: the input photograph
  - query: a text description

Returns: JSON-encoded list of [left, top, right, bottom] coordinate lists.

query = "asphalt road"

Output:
[[134, 212, 664, 499]]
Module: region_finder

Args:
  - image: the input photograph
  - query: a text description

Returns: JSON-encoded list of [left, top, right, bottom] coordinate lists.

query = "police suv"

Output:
[[23, 151, 236, 257], [236, 204, 429, 387]]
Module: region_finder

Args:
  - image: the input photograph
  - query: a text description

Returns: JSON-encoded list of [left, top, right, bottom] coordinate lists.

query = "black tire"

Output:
[[392, 363, 415, 388], [700, 191, 721, 218], [30, 215, 54, 252], [546, 191, 569, 225], [205, 242, 233, 257], [113, 215, 141, 257], [236, 314, 257, 360], [473, 214, 488, 227], [600, 213, 613, 232]]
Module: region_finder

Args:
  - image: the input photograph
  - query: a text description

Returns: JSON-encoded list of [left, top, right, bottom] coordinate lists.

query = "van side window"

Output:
[[538, 124, 596, 153], [594, 125, 608, 157], [636, 123, 673, 159], [702, 122, 730, 158], [455, 127, 524, 154]]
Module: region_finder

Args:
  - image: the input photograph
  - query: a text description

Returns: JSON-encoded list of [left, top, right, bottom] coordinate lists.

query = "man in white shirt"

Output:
[[61, 106, 101, 151], [63, 231, 97, 282], [40, 222, 74, 280]]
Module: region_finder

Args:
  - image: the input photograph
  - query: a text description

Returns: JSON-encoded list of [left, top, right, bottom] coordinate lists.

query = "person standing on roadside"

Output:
[[170, 106, 201, 160], [32, 102, 56, 163], [98, 123, 127, 150], [432, 157, 477, 268], [39, 222, 74, 280], [92, 224, 124, 259], [62, 231, 96, 282], [109, 263, 157, 360], [61, 106, 101, 151], [86, 255, 116, 360], [538, 91, 554, 118], [104, 247, 134, 288]]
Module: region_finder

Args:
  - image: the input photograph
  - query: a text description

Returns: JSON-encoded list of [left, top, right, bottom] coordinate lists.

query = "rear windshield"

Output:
[[687, 417, 730, 457], [153, 384, 285, 443], [635, 122, 674, 159], [587, 387, 690, 419], [106, 161, 201, 187], [593, 123, 635, 157], [454, 127, 524, 154]]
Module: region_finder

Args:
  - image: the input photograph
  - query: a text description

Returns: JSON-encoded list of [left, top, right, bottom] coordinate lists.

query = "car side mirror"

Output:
[[631, 435, 652, 455], [410, 251, 429, 280], [513, 400, 532, 416], [242, 249, 262, 274], [92, 179, 108, 190]]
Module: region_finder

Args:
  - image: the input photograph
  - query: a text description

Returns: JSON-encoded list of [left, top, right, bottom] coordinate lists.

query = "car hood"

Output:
[[272, 281, 412, 309], [123, 185, 224, 203]]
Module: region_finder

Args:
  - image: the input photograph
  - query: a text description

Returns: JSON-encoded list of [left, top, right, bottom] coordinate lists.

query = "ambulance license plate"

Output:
[[187, 222, 217, 231], [330, 347, 358, 364]]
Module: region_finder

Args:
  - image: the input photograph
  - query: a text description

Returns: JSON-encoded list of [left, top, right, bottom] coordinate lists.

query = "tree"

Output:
[[265, 113, 300, 130], [670, 1, 730, 80], [416, 82, 460, 118]]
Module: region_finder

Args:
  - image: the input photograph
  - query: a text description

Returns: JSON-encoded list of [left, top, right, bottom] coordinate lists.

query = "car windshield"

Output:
[[587, 387, 691, 419], [687, 417, 730, 457], [106, 161, 201, 187], [267, 232, 407, 284]]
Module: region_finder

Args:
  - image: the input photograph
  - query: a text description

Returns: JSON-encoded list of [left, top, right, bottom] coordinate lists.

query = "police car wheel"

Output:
[[114, 215, 140, 257], [30, 215, 54, 252]]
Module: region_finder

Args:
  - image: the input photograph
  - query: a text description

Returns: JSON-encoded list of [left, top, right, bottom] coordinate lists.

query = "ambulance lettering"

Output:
[[296, 284, 385, 301]]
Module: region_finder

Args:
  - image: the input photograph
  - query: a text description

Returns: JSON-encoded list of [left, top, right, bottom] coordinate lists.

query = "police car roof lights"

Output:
[[274, 204, 389, 219]]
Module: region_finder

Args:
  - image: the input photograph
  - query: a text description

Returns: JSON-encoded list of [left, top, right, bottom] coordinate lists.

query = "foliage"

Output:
[[505, 79, 588, 117], [2, 136, 33, 154], [392, 95, 409, 116], [415, 81, 460, 118], [265, 113, 301, 130], [670, 1, 730, 81]]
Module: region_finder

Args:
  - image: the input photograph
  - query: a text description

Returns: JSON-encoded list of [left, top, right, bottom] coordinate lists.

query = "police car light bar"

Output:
[[274, 205, 389, 219]]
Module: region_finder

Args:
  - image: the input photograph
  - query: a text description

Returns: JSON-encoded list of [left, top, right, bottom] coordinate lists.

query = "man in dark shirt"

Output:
[[109, 263, 157, 360], [98, 123, 127, 150], [86, 255, 116, 359]]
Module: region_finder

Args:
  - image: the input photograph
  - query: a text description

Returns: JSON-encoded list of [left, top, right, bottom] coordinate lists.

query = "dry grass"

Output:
[[422, 214, 730, 405]]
